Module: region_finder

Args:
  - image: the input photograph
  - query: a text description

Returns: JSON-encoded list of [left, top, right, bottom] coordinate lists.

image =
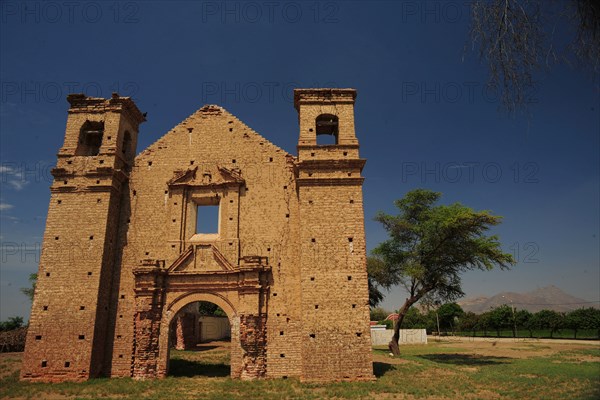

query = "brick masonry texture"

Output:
[[20, 89, 374, 382]]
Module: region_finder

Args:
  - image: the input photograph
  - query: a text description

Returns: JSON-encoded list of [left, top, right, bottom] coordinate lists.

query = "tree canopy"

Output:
[[0, 316, 24, 332], [367, 257, 386, 307], [437, 303, 465, 333], [197, 301, 227, 317], [20, 273, 37, 302], [370, 189, 514, 354], [390, 304, 600, 339], [564, 307, 600, 338]]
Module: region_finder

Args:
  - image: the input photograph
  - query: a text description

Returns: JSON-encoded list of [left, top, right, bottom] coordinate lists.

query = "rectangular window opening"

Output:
[[196, 204, 220, 234]]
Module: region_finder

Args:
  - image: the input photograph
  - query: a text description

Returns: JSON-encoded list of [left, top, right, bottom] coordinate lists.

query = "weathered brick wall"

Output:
[[172, 313, 197, 350], [111, 103, 303, 379], [239, 314, 267, 379], [21, 94, 144, 382], [131, 261, 167, 379], [296, 89, 374, 381], [22, 89, 373, 382]]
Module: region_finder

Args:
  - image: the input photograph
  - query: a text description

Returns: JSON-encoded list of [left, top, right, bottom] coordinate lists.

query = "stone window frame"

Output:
[[167, 167, 243, 248]]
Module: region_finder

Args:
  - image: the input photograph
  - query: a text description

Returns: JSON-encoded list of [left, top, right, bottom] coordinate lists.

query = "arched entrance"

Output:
[[131, 257, 270, 380], [167, 300, 233, 377], [161, 292, 241, 378]]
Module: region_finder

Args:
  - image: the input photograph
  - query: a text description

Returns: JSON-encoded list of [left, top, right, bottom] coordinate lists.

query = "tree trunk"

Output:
[[388, 298, 415, 356]]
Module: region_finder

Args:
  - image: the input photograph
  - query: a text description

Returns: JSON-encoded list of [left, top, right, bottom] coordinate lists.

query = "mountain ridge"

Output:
[[458, 285, 599, 313]]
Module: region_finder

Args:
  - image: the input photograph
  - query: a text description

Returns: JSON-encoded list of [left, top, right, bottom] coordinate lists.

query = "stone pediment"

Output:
[[167, 166, 244, 188], [168, 244, 235, 273]]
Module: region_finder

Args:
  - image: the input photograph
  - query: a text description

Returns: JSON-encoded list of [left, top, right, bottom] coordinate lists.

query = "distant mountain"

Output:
[[458, 285, 598, 313]]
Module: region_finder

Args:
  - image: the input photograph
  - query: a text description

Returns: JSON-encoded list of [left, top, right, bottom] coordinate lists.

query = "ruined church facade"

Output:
[[21, 88, 373, 382]]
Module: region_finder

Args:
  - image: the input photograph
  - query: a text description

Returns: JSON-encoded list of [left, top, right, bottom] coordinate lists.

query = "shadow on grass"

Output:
[[187, 345, 219, 352], [373, 362, 396, 378], [418, 354, 512, 366], [169, 359, 230, 378]]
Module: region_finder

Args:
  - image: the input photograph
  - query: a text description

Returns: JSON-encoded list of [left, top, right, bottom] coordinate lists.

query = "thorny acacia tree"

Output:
[[370, 189, 514, 355], [470, 0, 600, 112]]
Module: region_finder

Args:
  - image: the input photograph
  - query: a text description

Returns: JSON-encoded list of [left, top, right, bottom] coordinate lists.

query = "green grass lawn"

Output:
[[1, 340, 598, 399]]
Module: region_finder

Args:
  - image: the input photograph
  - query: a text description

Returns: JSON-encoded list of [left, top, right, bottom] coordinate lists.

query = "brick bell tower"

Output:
[[294, 89, 374, 381], [21, 93, 145, 381]]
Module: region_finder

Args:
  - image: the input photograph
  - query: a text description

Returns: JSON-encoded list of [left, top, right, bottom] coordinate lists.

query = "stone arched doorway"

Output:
[[167, 301, 233, 377], [131, 257, 270, 380], [169, 302, 231, 352], [161, 293, 241, 378]]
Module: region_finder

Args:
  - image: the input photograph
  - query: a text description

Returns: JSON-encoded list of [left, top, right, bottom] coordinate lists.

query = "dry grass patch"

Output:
[[0, 353, 21, 380], [435, 338, 595, 360]]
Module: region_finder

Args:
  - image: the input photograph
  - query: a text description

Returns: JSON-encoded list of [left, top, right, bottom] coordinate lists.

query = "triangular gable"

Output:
[[168, 244, 235, 273], [137, 105, 292, 162]]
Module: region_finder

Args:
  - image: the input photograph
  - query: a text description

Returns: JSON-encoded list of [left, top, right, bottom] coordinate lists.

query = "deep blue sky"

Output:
[[1, 1, 598, 320]]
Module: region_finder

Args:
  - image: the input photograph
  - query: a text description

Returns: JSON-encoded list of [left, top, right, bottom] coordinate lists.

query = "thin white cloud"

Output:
[[8, 180, 28, 190], [0, 203, 14, 211], [1, 164, 29, 191]]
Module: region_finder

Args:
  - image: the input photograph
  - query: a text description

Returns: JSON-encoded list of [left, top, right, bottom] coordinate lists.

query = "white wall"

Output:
[[371, 329, 427, 346], [199, 316, 230, 342]]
